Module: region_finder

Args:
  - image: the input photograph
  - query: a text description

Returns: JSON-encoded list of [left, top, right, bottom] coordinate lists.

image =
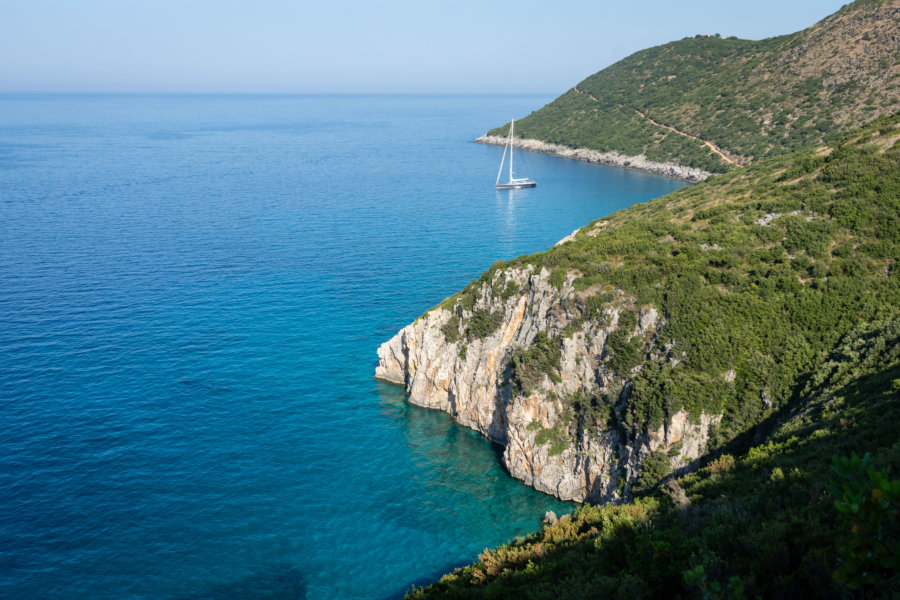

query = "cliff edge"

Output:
[[376, 264, 718, 503]]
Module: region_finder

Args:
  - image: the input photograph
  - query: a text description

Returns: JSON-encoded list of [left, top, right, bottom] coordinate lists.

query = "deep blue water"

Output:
[[0, 94, 687, 599]]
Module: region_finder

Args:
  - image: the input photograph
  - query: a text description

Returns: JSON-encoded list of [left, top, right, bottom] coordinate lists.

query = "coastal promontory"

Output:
[[480, 0, 900, 178]]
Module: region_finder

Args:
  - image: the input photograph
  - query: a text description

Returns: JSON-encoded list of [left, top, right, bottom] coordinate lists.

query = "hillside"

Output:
[[384, 111, 900, 596], [486, 0, 900, 175]]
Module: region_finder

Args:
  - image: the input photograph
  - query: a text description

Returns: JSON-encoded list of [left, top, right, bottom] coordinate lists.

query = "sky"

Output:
[[0, 0, 850, 94]]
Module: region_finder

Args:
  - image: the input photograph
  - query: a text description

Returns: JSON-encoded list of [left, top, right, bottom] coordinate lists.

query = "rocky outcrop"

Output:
[[376, 265, 719, 504], [554, 228, 581, 247], [475, 135, 712, 183]]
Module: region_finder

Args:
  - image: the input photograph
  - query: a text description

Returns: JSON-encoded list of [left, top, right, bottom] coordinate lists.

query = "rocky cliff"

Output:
[[376, 262, 718, 503]]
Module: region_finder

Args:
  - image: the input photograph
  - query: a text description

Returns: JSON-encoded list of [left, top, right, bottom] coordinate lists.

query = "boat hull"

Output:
[[495, 181, 537, 189]]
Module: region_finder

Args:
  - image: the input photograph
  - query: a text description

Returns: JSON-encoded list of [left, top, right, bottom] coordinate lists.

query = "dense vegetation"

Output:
[[489, 0, 899, 173], [409, 113, 900, 598]]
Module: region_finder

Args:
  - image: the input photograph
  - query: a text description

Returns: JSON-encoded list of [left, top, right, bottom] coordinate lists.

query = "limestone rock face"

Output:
[[376, 266, 719, 503]]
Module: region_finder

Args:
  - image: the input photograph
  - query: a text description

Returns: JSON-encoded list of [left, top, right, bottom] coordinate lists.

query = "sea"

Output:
[[0, 94, 688, 599]]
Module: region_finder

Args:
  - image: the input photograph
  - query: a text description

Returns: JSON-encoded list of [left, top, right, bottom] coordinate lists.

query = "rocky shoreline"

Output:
[[475, 135, 712, 183], [375, 265, 718, 504]]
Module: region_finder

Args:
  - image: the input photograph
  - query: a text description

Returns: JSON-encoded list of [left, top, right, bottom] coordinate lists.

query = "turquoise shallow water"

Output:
[[0, 94, 687, 599]]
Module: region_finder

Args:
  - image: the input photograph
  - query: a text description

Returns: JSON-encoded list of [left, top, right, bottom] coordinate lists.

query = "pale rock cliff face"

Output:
[[475, 135, 712, 183], [376, 266, 719, 503]]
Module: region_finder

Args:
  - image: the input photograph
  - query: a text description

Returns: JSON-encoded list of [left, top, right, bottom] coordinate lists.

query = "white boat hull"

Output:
[[495, 181, 537, 189]]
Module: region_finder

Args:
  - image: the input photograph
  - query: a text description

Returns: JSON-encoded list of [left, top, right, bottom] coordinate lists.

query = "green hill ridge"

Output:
[[488, 0, 899, 175]]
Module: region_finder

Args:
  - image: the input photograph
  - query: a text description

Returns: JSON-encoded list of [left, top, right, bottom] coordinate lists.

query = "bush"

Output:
[[706, 454, 735, 474], [830, 452, 900, 590], [508, 331, 563, 395], [441, 315, 460, 343], [550, 267, 567, 290], [533, 425, 570, 456], [466, 309, 503, 340], [634, 449, 671, 493]]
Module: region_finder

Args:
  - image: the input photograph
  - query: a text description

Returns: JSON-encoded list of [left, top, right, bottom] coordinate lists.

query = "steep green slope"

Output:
[[488, 0, 900, 174], [409, 112, 900, 598]]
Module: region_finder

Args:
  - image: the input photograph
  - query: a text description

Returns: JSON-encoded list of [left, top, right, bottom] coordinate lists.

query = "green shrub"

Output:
[[441, 315, 460, 343], [550, 267, 567, 290], [533, 425, 570, 456], [634, 449, 671, 493], [830, 452, 900, 590], [500, 280, 521, 300], [706, 454, 735, 474], [508, 331, 563, 395], [466, 309, 503, 340]]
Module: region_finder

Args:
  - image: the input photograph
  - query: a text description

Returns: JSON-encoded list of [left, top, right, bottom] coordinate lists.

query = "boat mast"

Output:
[[509, 119, 515, 182]]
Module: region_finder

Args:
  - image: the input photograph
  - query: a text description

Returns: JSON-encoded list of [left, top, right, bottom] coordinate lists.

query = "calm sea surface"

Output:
[[0, 95, 687, 599]]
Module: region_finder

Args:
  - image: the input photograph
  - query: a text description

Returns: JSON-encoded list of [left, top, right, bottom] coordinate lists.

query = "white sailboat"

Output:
[[495, 119, 537, 189]]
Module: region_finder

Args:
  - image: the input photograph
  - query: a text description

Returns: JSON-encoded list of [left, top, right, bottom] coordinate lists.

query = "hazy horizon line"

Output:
[[0, 91, 560, 97]]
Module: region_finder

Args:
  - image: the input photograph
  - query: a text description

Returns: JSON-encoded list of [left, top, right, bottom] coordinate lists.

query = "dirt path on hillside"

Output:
[[572, 86, 739, 166], [572, 86, 600, 102]]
